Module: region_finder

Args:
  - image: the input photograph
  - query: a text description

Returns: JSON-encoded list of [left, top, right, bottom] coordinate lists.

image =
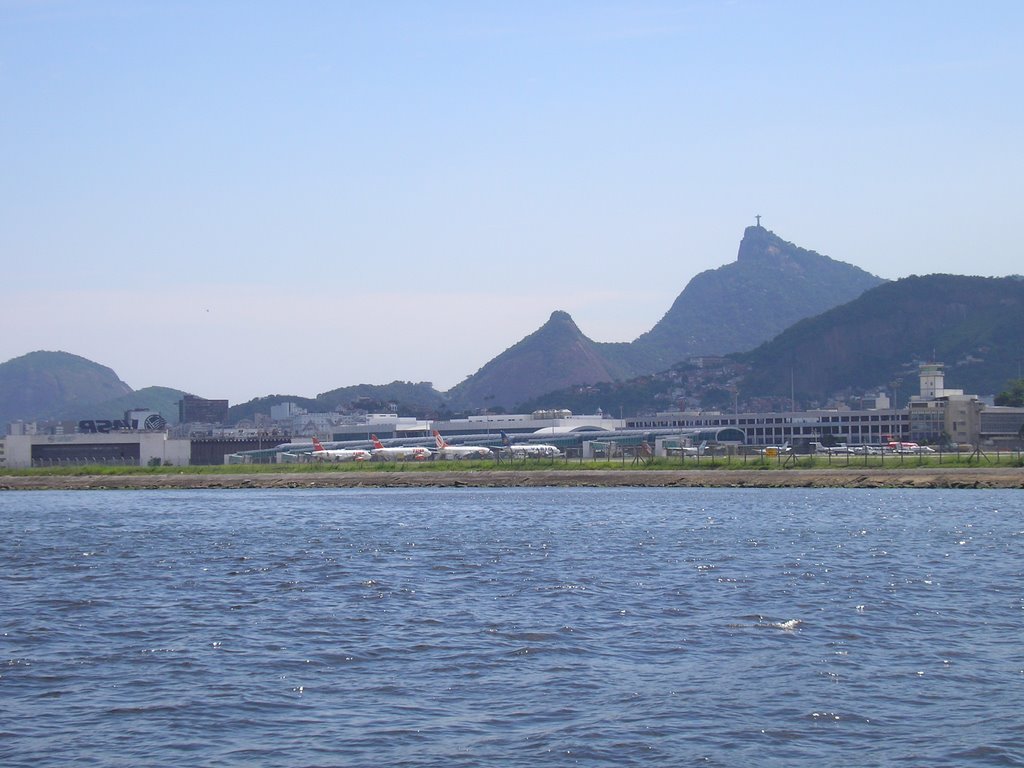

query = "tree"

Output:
[[995, 379, 1024, 407]]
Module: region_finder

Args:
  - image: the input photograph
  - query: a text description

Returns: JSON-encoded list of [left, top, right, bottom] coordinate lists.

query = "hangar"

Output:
[[2, 430, 191, 469]]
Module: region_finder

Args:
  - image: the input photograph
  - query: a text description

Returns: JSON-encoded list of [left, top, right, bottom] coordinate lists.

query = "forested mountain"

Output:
[[449, 226, 883, 409], [227, 381, 448, 423], [446, 311, 638, 410], [737, 274, 1024, 403], [516, 275, 1024, 415], [0, 351, 133, 426], [50, 386, 188, 424], [624, 226, 885, 371]]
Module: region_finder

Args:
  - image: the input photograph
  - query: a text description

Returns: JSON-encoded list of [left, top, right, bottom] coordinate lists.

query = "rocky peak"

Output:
[[736, 225, 788, 263]]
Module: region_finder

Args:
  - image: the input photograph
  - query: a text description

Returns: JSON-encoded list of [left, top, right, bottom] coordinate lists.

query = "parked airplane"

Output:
[[887, 441, 935, 454], [370, 434, 432, 461], [309, 437, 371, 462], [758, 442, 791, 456], [811, 442, 853, 455], [432, 431, 493, 460], [666, 440, 708, 456], [499, 430, 562, 458]]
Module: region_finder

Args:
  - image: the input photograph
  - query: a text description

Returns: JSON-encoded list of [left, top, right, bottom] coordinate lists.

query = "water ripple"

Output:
[[1, 487, 1022, 767]]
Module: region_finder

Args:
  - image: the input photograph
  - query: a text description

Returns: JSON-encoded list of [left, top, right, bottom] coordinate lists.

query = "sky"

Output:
[[2, 1, 1022, 404]]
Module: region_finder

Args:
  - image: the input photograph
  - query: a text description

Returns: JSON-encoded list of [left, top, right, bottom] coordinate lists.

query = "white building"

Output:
[[2, 431, 191, 469], [628, 408, 909, 448], [907, 362, 982, 445], [430, 410, 623, 438], [329, 413, 431, 441]]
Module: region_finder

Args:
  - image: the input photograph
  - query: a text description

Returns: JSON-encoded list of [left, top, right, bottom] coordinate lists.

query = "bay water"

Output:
[[2, 487, 1022, 766]]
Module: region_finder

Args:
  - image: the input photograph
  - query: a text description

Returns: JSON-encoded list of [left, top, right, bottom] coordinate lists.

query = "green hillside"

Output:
[[227, 395, 321, 424], [446, 311, 639, 411], [0, 351, 133, 426], [228, 381, 447, 423], [517, 275, 1024, 415], [738, 274, 1024, 403]]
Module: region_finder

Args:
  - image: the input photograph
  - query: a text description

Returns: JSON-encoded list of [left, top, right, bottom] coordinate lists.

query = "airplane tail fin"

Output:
[[370, 434, 385, 449], [312, 437, 325, 452], [433, 430, 446, 449], [500, 430, 510, 446]]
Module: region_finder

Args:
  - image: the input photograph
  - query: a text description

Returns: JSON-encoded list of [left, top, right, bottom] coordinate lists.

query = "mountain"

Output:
[[51, 386, 188, 424], [446, 311, 638, 410], [517, 372, 683, 418], [0, 351, 133, 426], [226, 395, 321, 425], [737, 274, 1024, 404], [0, 231, 944, 424], [625, 225, 885, 370], [227, 381, 448, 423], [316, 381, 447, 415], [515, 274, 1024, 416], [449, 226, 884, 410]]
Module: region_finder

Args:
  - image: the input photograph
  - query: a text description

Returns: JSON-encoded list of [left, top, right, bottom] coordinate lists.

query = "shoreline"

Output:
[[1, 467, 1021, 490]]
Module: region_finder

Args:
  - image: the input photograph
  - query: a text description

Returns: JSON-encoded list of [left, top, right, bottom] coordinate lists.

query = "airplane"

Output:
[[499, 430, 562, 459], [667, 438, 708, 456], [758, 442, 791, 456], [369, 434, 432, 461], [678, 440, 709, 456], [432, 431, 494, 460], [308, 437, 372, 462], [850, 444, 884, 455], [887, 440, 935, 454], [811, 441, 853, 455]]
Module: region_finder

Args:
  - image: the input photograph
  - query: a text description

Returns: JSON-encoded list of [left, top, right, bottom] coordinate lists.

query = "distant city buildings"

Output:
[[178, 395, 229, 425], [2, 363, 1023, 468]]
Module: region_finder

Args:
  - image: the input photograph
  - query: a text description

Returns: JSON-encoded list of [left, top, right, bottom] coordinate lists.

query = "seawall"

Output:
[[1, 467, 1021, 490]]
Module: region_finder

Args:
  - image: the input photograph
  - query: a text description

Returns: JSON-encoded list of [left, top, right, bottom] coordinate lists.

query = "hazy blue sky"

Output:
[[3, 1, 1022, 404]]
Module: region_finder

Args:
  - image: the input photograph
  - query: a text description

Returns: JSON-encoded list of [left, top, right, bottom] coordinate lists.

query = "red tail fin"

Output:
[[370, 434, 385, 449], [312, 437, 325, 452], [433, 430, 446, 449]]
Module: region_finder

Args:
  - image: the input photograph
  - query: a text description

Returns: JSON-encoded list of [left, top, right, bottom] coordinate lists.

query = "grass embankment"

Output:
[[3, 451, 1022, 479]]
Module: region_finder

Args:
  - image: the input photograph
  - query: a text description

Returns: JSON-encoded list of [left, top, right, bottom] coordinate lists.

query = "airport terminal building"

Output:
[[2, 428, 191, 469], [627, 407, 910, 449], [3, 363, 1019, 468], [627, 363, 1001, 451]]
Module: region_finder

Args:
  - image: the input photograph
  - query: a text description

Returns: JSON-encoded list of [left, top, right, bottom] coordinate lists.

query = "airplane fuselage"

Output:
[[370, 447, 432, 461], [436, 446, 493, 460], [505, 444, 561, 458], [310, 448, 371, 462], [309, 438, 371, 462]]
